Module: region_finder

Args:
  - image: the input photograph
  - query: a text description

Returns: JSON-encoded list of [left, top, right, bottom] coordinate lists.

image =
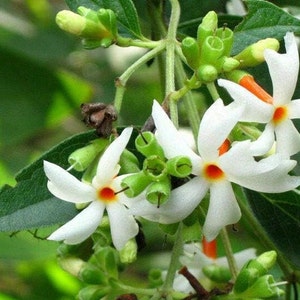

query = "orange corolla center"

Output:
[[218, 139, 230, 156], [272, 106, 288, 125], [204, 163, 225, 181], [202, 238, 217, 259], [98, 187, 116, 202]]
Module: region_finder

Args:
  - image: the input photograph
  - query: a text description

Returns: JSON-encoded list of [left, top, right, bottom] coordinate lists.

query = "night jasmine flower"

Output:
[[219, 32, 300, 157], [129, 100, 300, 241], [44, 127, 139, 250]]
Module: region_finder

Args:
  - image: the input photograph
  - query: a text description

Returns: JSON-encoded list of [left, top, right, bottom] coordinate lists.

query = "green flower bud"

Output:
[[149, 269, 164, 287], [202, 264, 232, 283], [79, 264, 107, 284], [246, 250, 277, 276], [143, 155, 168, 181], [216, 27, 233, 56], [234, 267, 259, 293], [199, 36, 224, 66], [236, 275, 285, 298], [82, 155, 99, 183], [225, 69, 249, 83], [197, 11, 218, 47], [221, 57, 240, 72], [166, 156, 192, 178], [119, 149, 140, 174], [119, 239, 138, 264], [197, 64, 218, 82], [233, 38, 280, 68], [181, 37, 200, 69], [97, 8, 117, 38], [77, 285, 110, 300], [68, 139, 109, 171], [146, 177, 171, 207], [135, 131, 165, 158], [121, 171, 152, 197]]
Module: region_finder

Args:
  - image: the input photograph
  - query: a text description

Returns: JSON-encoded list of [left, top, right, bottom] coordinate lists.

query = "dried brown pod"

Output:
[[81, 102, 117, 137]]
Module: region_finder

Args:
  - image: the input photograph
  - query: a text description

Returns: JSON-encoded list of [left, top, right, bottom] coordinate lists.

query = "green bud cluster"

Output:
[[121, 131, 192, 207], [56, 6, 117, 49], [231, 250, 284, 299], [181, 11, 280, 83]]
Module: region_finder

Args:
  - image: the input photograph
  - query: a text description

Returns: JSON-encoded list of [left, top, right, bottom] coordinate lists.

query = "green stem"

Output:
[[117, 36, 161, 48], [113, 41, 166, 113], [165, 0, 181, 127], [220, 227, 238, 281], [114, 281, 157, 296], [237, 195, 293, 278], [206, 81, 220, 100]]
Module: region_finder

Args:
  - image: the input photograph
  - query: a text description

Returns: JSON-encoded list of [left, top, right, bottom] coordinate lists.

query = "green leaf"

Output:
[[233, 0, 300, 54], [245, 189, 300, 269], [0, 130, 98, 232]]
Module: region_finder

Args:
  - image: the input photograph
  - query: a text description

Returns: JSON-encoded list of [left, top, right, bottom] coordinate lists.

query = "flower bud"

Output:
[[199, 36, 224, 66], [119, 149, 140, 174], [197, 64, 218, 82], [166, 156, 192, 178], [93, 247, 118, 279], [77, 285, 110, 300], [216, 27, 233, 56], [121, 171, 151, 197], [143, 155, 168, 181], [220, 57, 240, 72], [97, 8, 117, 38], [234, 267, 259, 293], [68, 139, 109, 171], [233, 38, 279, 67], [135, 131, 165, 158], [181, 37, 200, 69], [247, 250, 277, 276], [146, 177, 171, 207], [79, 264, 107, 284], [197, 11, 218, 47], [119, 239, 138, 264], [202, 264, 232, 283]]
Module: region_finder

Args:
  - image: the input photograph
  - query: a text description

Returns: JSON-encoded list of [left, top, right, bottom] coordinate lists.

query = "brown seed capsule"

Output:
[[81, 102, 117, 137]]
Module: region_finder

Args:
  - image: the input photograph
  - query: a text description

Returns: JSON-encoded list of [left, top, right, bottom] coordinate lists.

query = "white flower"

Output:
[[44, 127, 139, 250], [218, 32, 300, 157], [174, 243, 256, 293], [129, 100, 300, 241]]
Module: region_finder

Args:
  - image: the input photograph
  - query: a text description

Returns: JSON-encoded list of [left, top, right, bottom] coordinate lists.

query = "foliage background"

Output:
[[0, 0, 300, 299]]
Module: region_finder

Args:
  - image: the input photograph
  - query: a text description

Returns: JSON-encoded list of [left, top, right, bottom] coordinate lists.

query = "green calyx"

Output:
[[197, 11, 218, 47], [146, 177, 171, 207], [181, 37, 200, 69], [121, 171, 152, 197], [202, 264, 232, 283], [166, 156, 192, 178], [135, 131, 165, 158], [143, 155, 168, 181]]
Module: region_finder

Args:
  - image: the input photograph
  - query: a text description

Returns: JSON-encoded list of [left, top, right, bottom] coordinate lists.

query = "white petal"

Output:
[[249, 123, 275, 156], [288, 99, 300, 119], [275, 119, 300, 157], [94, 127, 132, 186], [44, 161, 95, 203], [218, 79, 273, 123], [234, 159, 300, 192], [203, 181, 241, 241], [129, 177, 209, 224], [152, 100, 202, 174], [198, 99, 244, 160], [48, 201, 104, 244], [106, 202, 139, 250], [265, 32, 299, 105]]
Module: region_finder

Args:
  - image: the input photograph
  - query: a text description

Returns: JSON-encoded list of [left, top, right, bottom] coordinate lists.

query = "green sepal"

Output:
[[202, 264, 232, 283], [197, 64, 218, 83], [97, 8, 117, 38], [197, 11, 218, 47], [233, 38, 279, 68], [181, 37, 200, 69], [135, 131, 165, 158], [119, 149, 140, 174], [199, 36, 224, 65], [121, 171, 151, 197], [143, 155, 168, 181], [79, 263, 107, 284], [216, 27, 233, 56], [166, 156, 192, 178], [77, 285, 110, 300], [246, 250, 277, 276], [82, 38, 103, 49], [68, 138, 109, 171], [146, 177, 171, 206], [234, 267, 259, 293]]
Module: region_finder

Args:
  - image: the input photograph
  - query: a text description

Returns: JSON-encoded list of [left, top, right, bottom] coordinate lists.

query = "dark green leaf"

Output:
[[0, 130, 98, 232], [233, 0, 300, 54], [245, 189, 300, 269]]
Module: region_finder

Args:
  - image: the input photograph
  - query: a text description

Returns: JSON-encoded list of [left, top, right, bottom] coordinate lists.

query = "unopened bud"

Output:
[[197, 64, 218, 82], [119, 149, 140, 174], [77, 285, 110, 300], [234, 38, 279, 67], [247, 250, 277, 275], [119, 239, 137, 264], [221, 57, 240, 72], [197, 11, 218, 47], [181, 37, 200, 69], [202, 264, 232, 283], [79, 264, 107, 284], [121, 171, 151, 197], [234, 267, 259, 293]]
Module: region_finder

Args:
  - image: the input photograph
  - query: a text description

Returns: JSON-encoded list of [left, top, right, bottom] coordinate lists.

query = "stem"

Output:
[[117, 36, 161, 48], [220, 227, 238, 281], [165, 0, 181, 127], [206, 82, 220, 100], [237, 195, 293, 278], [113, 41, 166, 113]]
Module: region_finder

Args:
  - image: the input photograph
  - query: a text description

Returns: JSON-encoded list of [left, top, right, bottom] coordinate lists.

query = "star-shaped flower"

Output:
[[218, 32, 300, 157], [44, 127, 139, 250], [129, 100, 300, 241]]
